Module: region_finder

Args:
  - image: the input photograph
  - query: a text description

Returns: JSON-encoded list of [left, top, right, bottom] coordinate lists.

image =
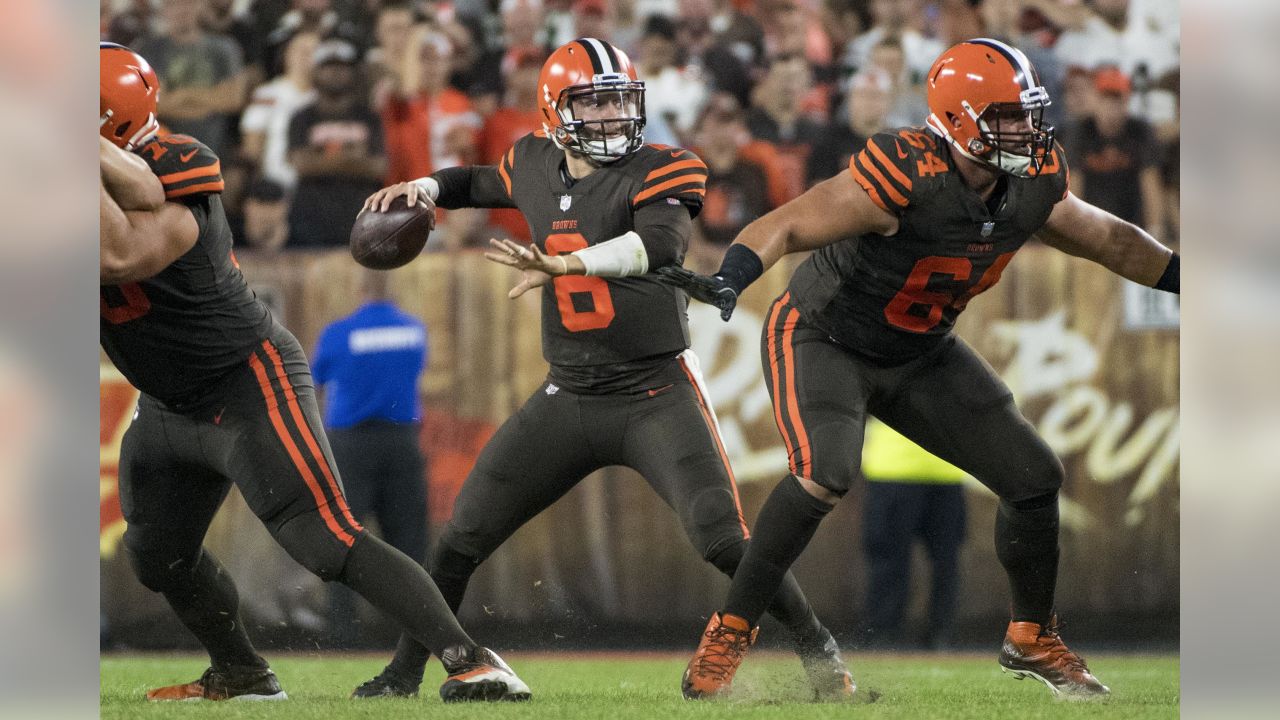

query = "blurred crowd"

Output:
[[100, 0, 1180, 266]]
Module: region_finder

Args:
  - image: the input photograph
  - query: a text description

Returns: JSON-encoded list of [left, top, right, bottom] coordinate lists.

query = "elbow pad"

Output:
[[574, 231, 649, 277]]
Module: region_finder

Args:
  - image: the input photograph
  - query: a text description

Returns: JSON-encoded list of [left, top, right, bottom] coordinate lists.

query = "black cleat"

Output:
[[438, 645, 532, 702], [350, 665, 421, 698], [146, 666, 287, 701]]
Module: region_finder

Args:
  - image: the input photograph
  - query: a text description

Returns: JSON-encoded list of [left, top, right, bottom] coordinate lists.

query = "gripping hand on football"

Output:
[[655, 265, 738, 321]]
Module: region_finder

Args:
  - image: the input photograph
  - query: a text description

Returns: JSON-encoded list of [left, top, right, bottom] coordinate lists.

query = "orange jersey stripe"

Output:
[[779, 306, 811, 477], [678, 357, 750, 539], [644, 158, 706, 182], [766, 294, 799, 470], [632, 175, 707, 205], [856, 151, 908, 209], [166, 180, 225, 197], [867, 142, 913, 192], [498, 148, 514, 196], [261, 342, 362, 538], [158, 163, 221, 185], [248, 352, 355, 546], [848, 164, 890, 214]]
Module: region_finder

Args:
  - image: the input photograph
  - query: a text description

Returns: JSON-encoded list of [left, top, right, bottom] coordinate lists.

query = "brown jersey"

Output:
[[100, 134, 273, 408], [501, 133, 706, 393], [788, 126, 1069, 363]]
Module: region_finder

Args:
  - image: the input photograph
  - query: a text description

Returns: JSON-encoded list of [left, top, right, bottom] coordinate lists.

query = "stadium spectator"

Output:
[[572, 0, 614, 48], [263, 0, 362, 77], [382, 26, 482, 183], [675, 0, 756, 108], [1065, 66, 1164, 236], [477, 47, 547, 242], [746, 55, 823, 203], [805, 69, 892, 187], [241, 179, 290, 253], [365, 2, 418, 112], [692, 95, 772, 256], [202, 0, 267, 87], [101, 0, 154, 47], [637, 14, 707, 146], [760, 0, 834, 123], [134, 0, 248, 157], [314, 269, 430, 649], [240, 31, 320, 190], [859, 420, 967, 650], [842, 0, 944, 83], [286, 39, 388, 247], [863, 36, 930, 130], [1053, 0, 1180, 82]]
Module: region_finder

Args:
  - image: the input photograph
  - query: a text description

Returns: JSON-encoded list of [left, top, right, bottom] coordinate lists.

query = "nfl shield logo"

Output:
[[559, 194, 572, 211]]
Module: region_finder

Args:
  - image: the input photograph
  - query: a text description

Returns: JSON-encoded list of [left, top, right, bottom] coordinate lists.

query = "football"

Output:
[[349, 195, 435, 270]]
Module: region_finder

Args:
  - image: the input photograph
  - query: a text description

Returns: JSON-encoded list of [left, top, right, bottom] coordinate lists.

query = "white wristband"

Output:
[[573, 231, 650, 277], [411, 176, 441, 202]]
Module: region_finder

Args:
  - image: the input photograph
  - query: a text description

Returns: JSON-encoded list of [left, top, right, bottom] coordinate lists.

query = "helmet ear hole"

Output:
[[114, 120, 132, 139], [946, 112, 961, 129]]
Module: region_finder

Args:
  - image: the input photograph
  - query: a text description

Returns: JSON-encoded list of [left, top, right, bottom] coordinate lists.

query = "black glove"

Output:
[[656, 265, 738, 321]]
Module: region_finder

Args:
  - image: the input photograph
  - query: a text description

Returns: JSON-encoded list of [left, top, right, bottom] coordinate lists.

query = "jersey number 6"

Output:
[[545, 233, 616, 332]]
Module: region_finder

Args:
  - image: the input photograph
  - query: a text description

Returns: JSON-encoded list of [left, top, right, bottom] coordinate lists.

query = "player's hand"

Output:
[[484, 239, 560, 299], [655, 265, 738, 322], [361, 181, 433, 213]]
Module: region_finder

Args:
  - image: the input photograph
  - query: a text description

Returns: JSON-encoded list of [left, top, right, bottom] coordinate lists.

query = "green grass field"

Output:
[[101, 651, 1178, 719]]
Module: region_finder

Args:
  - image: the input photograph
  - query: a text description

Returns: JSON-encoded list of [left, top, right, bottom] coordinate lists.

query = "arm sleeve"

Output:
[[430, 165, 517, 209], [847, 132, 918, 215], [633, 198, 692, 268]]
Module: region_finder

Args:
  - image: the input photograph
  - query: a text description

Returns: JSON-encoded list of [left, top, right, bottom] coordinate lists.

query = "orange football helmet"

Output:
[[538, 38, 645, 163], [924, 38, 1055, 177], [100, 42, 160, 151]]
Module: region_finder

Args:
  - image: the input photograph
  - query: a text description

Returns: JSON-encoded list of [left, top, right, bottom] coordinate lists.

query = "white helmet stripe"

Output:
[[583, 37, 615, 75], [970, 37, 1036, 91]]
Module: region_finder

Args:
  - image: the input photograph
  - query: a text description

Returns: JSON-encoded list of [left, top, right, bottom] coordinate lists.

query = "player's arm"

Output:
[[362, 165, 516, 213], [100, 180, 198, 284], [99, 136, 164, 212], [1035, 191, 1179, 293], [657, 168, 898, 320], [484, 200, 690, 288]]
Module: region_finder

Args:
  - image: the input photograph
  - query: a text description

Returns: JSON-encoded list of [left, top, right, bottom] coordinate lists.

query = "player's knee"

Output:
[[803, 421, 860, 497], [271, 511, 361, 581], [124, 528, 203, 592], [686, 487, 746, 560], [1004, 449, 1065, 503], [428, 537, 484, 585]]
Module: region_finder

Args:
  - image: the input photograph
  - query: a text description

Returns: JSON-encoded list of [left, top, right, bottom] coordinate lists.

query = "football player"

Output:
[[99, 42, 529, 703], [355, 37, 852, 700], [662, 38, 1179, 700]]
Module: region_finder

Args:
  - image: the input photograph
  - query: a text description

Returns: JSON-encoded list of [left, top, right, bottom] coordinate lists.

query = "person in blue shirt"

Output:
[[313, 269, 428, 648]]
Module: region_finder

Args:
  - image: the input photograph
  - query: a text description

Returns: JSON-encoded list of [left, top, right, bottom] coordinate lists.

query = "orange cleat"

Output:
[[145, 667, 286, 701], [999, 616, 1110, 699], [682, 612, 758, 699]]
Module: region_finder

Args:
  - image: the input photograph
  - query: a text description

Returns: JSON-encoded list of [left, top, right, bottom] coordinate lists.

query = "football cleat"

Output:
[[682, 612, 758, 699], [145, 666, 287, 701], [999, 616, 1110, 699], [438, 645, 532, 702], [350, 664, 421, 698], [796, 629, 856, 701]]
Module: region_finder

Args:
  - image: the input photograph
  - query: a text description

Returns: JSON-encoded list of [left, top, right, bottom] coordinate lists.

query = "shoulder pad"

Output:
[[632, 146, 707, 217], [1027, 145, 1070, 201], [137, 134, 224, 200], [847, 128, 949, 215]]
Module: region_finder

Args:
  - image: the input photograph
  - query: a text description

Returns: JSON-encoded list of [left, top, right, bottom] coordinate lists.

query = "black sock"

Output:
[[336, 532, 474, 658], [723, 475, 834, 626], [385, 543, 481, 682], [995, 493, 1060, 624], [160, 550, 266, 671], [709, 540, 824, 646]]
